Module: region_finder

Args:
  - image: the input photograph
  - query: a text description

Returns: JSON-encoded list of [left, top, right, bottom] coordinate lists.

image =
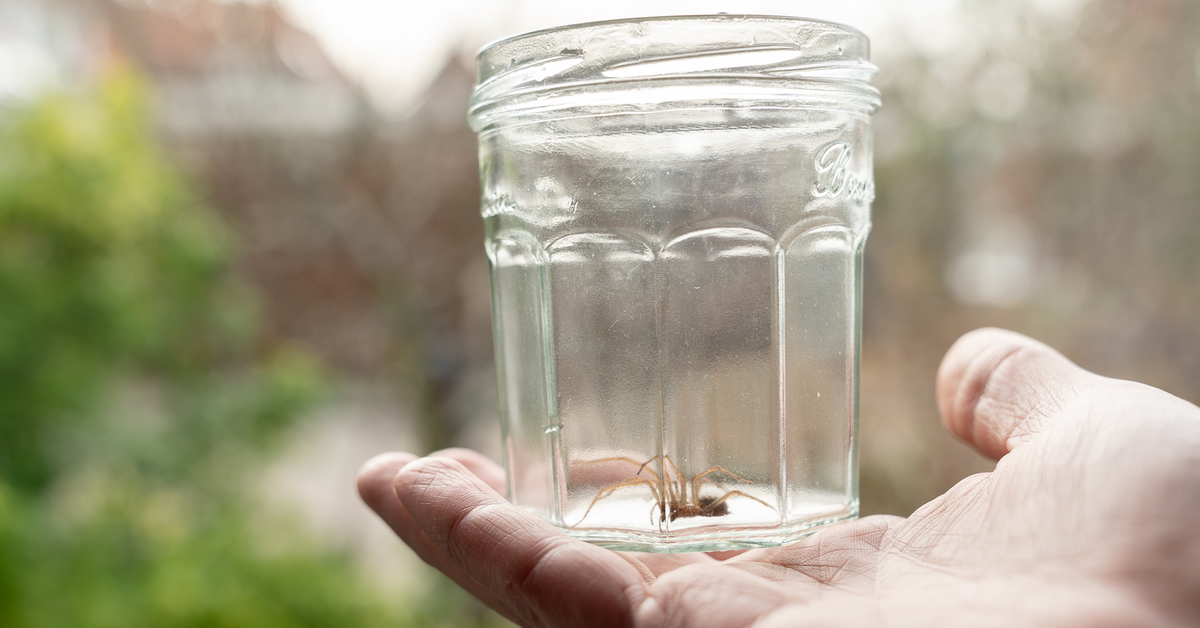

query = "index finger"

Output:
[[356, 452, 514, 618], [395, 456, 650, 628]]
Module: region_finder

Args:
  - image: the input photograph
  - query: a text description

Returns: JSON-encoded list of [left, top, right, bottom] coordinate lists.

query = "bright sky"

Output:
[[275, 0, 986, 115], [0, 0, 1090, 112]]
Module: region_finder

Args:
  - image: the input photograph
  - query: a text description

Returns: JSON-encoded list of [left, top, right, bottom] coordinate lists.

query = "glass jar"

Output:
[[468, 15, 880, 552]]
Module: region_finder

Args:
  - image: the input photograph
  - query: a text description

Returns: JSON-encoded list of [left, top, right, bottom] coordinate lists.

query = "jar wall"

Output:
[[481, 105, 872, 551]]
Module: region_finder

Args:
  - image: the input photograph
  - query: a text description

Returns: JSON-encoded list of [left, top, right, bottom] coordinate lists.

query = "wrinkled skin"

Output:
[[357, 328, 1200, 627]]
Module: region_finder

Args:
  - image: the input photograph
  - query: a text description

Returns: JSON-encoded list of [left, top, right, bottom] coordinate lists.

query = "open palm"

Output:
[[358, 328, 1200, 627]]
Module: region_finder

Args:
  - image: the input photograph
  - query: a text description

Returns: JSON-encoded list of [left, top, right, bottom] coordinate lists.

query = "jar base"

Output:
[[559, 507, 859, 554]]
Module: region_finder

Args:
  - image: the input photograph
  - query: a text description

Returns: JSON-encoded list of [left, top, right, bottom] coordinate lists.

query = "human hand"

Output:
[[357, 328, 1200, 627]]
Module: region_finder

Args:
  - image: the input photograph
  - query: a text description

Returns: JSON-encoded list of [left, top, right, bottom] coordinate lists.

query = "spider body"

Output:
[[668, 495, 729, 521], [571, 454, 773, 529]]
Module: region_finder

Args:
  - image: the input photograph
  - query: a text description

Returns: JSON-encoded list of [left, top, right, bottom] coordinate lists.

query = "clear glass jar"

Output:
[[468, 15, 880, 552]]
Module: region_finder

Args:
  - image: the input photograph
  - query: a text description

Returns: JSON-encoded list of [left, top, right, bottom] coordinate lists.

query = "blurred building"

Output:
[[2, 0, 493, 451]]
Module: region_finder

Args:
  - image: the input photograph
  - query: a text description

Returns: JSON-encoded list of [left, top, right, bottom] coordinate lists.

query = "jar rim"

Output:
[[474, 14, 872, 62], [469, 15, 880, 132]]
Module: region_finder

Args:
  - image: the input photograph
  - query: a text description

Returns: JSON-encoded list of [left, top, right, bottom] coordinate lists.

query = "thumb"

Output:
[[936, 328, 1099, 460]]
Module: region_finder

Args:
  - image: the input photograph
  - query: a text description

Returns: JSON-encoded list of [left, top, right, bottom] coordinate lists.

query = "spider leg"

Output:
[[660, 454, 684, 481], [571, 477, 662, 527], [693, 465, 754, 484], [640, 455, 676, 516], [636, 455, 683, 518], [691, 465, 754, 506], [580, 456, 661, 478], [636, 456, 673, 492], [659, 455, 689, 507]]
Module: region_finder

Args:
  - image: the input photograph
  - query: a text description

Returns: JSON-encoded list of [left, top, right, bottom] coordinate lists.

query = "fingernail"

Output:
[[358, 452, 415, 477]]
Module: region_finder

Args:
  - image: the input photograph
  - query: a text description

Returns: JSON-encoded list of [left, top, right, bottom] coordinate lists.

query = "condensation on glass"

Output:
[[468, 15, 880, 552]]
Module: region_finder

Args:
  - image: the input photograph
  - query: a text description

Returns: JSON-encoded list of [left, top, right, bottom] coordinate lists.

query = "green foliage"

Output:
[[0, 477, 405, 628], [0, 70, 505, 627], [0, 69, 259, 492]]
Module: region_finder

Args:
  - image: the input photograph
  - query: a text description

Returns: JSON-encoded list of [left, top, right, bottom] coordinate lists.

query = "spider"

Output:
[[570, 454, 774, 529]]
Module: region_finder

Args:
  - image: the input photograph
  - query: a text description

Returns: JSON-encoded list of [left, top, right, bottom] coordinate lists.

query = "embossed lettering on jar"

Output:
[[468, 15, 881, 553]]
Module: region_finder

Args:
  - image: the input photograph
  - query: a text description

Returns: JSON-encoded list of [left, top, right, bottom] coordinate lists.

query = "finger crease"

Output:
[[504, 536, 567, 598]]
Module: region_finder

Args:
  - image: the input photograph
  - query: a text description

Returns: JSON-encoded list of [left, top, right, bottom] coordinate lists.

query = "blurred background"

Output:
[[1, 0, 1197, 625]]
